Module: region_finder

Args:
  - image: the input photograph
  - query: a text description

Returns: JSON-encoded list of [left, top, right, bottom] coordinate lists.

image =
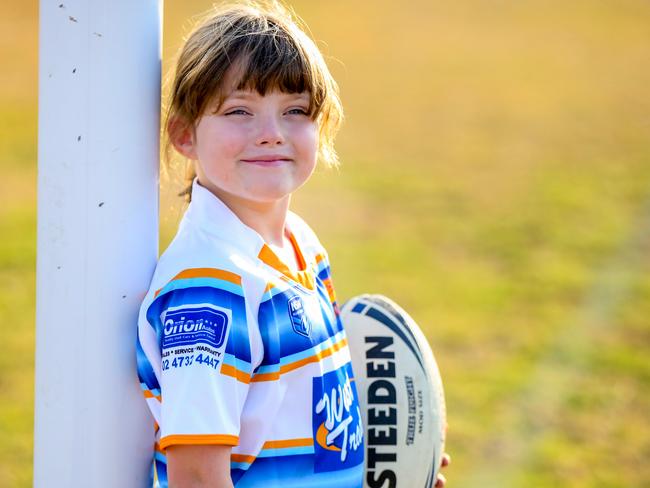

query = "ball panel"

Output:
[[342, 294, 446, 488], [366, 295, 447, 468]]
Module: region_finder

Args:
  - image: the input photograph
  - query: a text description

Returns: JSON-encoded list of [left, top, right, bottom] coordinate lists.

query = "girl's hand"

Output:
[[434, 453, 451, 487]]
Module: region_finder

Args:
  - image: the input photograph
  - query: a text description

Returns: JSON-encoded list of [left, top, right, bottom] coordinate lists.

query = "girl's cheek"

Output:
[[298, 121, 318, 143], [224, 136, 246, 156]]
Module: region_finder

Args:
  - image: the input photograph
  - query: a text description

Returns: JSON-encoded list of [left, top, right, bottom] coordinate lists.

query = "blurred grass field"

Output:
[[2, 0, 649, 486]]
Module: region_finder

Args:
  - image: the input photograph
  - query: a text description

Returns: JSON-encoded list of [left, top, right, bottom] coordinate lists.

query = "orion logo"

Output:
[[288, 295, 311, 338], [162, 305, 228, 350]]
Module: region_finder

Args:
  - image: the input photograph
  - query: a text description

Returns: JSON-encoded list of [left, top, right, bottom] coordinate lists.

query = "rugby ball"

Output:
[[341, 294, 446, 488]]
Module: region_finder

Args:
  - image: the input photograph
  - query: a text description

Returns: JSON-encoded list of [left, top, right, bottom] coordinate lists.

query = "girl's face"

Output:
[[185, 87, 319, 206]]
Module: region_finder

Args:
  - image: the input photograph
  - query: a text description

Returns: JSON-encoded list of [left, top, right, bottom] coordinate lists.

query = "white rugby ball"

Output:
[[341, 294, 447, 488]]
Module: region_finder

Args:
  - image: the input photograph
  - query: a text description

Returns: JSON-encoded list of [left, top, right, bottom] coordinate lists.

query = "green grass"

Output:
[[3, 0, 650, 486]]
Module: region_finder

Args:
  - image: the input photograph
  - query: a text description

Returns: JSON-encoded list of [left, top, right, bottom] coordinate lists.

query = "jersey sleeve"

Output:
[[137, 267, 255, 450]]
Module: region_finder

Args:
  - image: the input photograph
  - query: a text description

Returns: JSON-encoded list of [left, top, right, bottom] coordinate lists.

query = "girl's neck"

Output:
[[197, 179, 290, 247]]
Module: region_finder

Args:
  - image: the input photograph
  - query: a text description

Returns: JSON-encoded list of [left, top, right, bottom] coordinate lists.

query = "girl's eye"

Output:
[[286, 108, 309, 116], [224, 109, 250, 116]]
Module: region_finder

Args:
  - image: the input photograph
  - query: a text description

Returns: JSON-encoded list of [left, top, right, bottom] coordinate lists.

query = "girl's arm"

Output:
[[166, 444, 234, 488]]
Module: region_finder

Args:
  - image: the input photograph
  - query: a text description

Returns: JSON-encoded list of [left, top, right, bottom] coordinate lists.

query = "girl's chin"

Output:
[[242, 178, 305, 201], [244, 188, 294, 203]]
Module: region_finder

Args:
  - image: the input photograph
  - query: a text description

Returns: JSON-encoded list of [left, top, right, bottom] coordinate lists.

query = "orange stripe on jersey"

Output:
[[262, 437, 314, 449], [230, 438, 313, 463], [281, 337, 348, 374], [143, 390, 161, 401], [286, 231, 307, 270], [154, 268, 242, 297], [264, 281, 277, 293], [251, 337, 349, 382], [321, 276, 337, 304], [159, 434, 239, 450], [231, 453, 257, 464], [220, 363, 251, 384], [258, 244, 315, 290], [250, 371, 280, 382], [315, 253, 325, 264]]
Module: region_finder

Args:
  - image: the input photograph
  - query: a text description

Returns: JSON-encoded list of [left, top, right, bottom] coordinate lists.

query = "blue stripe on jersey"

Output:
[[256, 280, 343, 370], [136, 334, 159, 393], [153, 455, 168, 487], [316, 281, 337, 321], [260, 284, 287, 302], [232, 454, 363, 487], [258, 445, 315, 458], [280, 329, 346, 366], [231, 461, 253, 470], [140, 383, 160, 397], [315, 258, 329, 276], [315, 261, 341, 311], [156, 277, 244, 299], [146, 285, 251, 364], [229, 445, 318, 472], [252, 363, 280, 375], [222, 352, 252, 374], [254, 329, 346, 375]]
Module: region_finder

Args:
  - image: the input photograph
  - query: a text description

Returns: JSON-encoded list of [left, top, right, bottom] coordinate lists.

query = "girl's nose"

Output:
[[255, 115, 285, 146]]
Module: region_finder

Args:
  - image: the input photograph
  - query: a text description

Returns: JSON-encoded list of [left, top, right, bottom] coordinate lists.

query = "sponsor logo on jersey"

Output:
[[162, 304, 229, 350], [312, 362, 364, 472], [288, 295, 311, 338]]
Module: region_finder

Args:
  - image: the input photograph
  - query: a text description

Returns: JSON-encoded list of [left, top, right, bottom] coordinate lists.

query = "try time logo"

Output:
[[312, 362, 364, 472]]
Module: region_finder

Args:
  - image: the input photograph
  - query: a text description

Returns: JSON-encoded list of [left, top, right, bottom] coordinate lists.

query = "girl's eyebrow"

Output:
[[284, 91, 310, 100], [226, 90, 310, 101], [227, 90, 256, 100]]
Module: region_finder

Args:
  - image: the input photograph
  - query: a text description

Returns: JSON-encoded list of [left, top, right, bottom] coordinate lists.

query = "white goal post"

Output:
[[35, 1, 162, 485]]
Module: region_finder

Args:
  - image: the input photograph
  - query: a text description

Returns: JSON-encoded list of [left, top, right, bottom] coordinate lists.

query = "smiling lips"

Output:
[[241, 154, 293, 167]]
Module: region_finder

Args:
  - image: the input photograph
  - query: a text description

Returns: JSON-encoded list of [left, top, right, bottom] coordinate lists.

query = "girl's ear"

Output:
[[168, 115, 198, 160]]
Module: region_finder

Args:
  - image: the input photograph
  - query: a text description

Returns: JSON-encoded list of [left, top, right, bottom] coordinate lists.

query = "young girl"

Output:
[[136, 2, 448, 487]]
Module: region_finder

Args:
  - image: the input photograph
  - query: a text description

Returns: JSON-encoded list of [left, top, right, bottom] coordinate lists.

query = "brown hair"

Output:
[[164, 0, 343, 200]]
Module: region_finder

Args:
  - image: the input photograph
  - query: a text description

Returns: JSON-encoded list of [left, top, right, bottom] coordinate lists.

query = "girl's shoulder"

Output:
[[143, 221, 266, 309]]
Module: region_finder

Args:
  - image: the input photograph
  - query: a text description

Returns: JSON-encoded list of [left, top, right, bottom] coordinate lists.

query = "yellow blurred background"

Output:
[[2, 1, 649, 486]]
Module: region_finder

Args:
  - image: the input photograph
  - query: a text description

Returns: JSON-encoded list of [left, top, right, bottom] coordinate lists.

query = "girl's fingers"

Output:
[[434, 473, 447, 487], [432, 452, 450, 487]]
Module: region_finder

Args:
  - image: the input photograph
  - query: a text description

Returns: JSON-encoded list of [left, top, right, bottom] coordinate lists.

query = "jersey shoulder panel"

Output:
[[136, 221, 267, 436], [143, 219, 267, 306]]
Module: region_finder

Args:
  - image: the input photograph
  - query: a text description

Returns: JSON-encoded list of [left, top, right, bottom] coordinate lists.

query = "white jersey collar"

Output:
[[184, 178, 266, 257], [183, 179, 316, 290]]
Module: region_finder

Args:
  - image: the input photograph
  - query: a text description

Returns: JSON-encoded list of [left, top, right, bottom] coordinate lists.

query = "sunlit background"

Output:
[[2, 1, 649, 486]]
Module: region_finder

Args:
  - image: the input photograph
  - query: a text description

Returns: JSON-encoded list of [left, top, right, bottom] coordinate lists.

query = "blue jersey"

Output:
[[136, 180, 364, 487]]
